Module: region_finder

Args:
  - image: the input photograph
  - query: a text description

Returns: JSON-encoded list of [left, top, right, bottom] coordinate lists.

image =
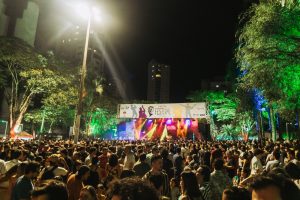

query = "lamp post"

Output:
[[73, 10, 92, 144]]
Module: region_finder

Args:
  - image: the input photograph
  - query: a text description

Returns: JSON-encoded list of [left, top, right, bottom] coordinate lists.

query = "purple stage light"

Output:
[[166, 119, 172, 125], [185, 119, 191, 126]]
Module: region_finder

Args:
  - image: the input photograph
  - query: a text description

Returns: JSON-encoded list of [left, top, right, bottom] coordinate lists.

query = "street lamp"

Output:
[[73, 1, 101, 143]]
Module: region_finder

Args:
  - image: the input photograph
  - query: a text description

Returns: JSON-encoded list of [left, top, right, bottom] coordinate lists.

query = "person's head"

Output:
[[11, 149, 22, 160], [97, 184, 105, 196], [102, 147, 108, 155], [125, 145, 132, 154], [170, 178, 176, 188], [152, 146, 159, 156], [285, 162, 300, 180], [222, 187, 250, 200], [60, 148, 68, 158], [180, 171, 201, 198], [176, 147, 181, 154], [25, 161, 40, 179], [151, 155, 163, 171], [253, 149, 264, 159], [76, 165, 90, 181], [109, 154, 119, 167], [107, 177, 159, 200], [89, 147, 97, 157], [48, 154, 59, 166], [20, 149, 29, 161], [91, 156, 99, 167], [287, 149, 295, 160], [192, 154, 198, 162], [160, 149, 168, 159], [241, 168, 250, 179], [213, 159, 224, 171], [273, 149, 281, 160], [196, 165, 210, 185], [139, 153, 147, 162], [17, 162, 27, 177], [251, 176, 281, 200], [31, 180, 68, 200], [79, 185, 98, 200], [251, 175, 300, 200]]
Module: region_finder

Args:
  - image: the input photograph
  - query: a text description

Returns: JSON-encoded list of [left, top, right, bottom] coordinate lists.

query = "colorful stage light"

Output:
[[166, 119, 172, 125], [160, 125, 168, 141], [185, 119, 191, 126]]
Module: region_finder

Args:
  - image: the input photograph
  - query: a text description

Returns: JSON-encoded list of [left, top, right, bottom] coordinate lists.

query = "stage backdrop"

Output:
[[118, 103, 207, 119]]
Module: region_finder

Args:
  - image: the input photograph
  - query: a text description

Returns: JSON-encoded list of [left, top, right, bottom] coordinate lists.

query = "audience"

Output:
[[0, 138, 298, 200]]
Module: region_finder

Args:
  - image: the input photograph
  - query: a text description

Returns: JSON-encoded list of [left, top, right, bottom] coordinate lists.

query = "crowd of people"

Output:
[[0, 138, 299, 200]]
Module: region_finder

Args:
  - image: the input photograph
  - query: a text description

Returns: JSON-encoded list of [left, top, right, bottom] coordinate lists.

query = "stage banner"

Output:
[[118, 103, 206, 119]]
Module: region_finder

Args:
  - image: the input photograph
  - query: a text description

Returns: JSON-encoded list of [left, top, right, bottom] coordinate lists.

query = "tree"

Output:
[[0, 37, 76, 137], [24, 86, 77, 133], [187, 90, 238, 137], [236, 1, 300, 140]]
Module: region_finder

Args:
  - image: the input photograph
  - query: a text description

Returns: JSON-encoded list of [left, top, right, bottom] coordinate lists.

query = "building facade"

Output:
[[147, 60, 170, 103]]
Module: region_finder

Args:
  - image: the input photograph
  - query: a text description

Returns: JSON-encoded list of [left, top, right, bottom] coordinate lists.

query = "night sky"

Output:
[[103, 0, 251, 102]]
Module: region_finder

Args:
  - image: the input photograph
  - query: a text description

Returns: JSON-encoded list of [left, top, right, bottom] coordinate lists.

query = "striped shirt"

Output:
[[199, 182, 212, 200], [143, 170, 170, 197]]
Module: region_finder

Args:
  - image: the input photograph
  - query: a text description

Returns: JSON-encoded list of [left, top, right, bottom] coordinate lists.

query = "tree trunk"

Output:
[[270, 106, 277, 141], [9, 103, 29, 138]]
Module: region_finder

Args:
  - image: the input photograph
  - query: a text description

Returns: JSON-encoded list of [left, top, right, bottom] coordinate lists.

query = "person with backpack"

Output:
[[39, 154, 68, 182]]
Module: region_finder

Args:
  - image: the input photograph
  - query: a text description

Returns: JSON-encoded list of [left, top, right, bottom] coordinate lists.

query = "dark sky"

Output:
[[103, 0, 250, 102]]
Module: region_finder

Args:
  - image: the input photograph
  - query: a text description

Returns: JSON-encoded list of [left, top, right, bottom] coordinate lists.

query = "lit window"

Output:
[[155, 74, 161, 78]]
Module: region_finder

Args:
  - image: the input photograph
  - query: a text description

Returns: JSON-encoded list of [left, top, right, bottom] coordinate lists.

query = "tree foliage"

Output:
[[187, 90, 238, 122], [236, 1, 300, 114], [0, 37, 77, 136], [188, 90, 256, 140]]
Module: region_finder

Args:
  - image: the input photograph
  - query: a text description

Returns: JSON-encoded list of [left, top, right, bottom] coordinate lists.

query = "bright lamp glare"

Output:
[[74, 3, 90, 19]]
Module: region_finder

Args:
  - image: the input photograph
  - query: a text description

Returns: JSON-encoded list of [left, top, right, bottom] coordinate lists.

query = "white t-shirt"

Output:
[[0, 159, 6, 176], [250, 156, 263, 175], [5, 159, 20, 171], [265, 160, 280, 172], [124, 152, 135, 169], [40, 166, 68, 178]]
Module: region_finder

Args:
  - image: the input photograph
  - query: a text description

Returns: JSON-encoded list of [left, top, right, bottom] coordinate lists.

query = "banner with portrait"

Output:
[[118, 103, 207, 119]]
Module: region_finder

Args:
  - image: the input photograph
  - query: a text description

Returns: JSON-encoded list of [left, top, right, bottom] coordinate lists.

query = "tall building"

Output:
[[147, 60, 170, 103], [0, 0, 39, 46]]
